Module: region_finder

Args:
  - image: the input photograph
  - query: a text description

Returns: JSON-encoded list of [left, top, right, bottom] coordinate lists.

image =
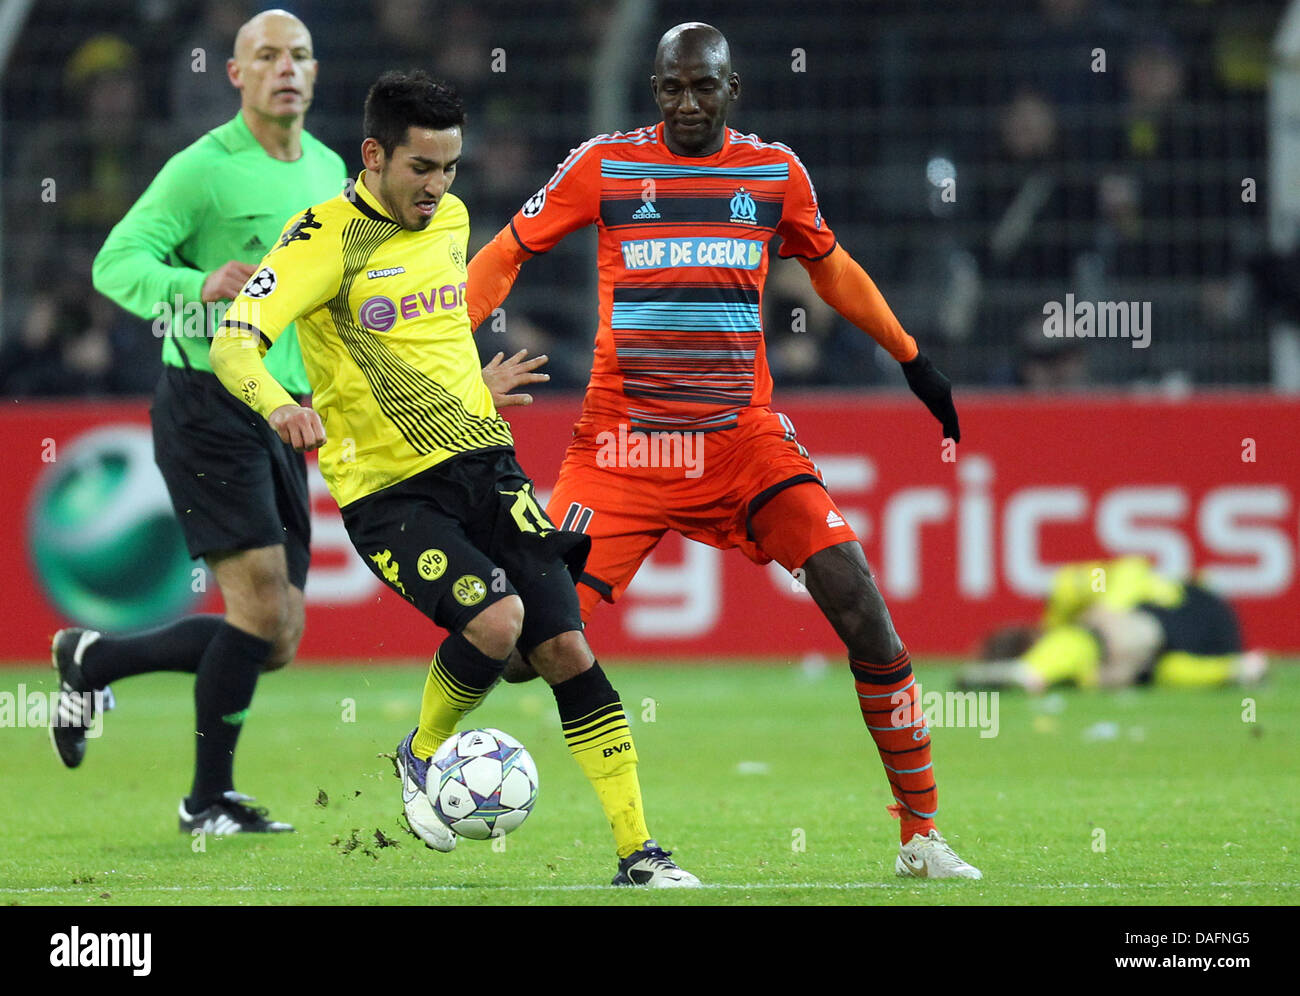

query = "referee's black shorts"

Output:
[[1142, 584, 1243, 657], [1135, 583, 1243, 683], [151, 365, 311, 589], [341, 448, 590, 653]]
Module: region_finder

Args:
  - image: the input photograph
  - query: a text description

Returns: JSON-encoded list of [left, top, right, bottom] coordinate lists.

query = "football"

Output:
[[429, 728, 539, 839]]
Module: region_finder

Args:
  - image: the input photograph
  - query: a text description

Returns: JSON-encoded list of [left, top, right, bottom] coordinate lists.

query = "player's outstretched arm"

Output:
[[482, 348, 549, 408], [266, 404, 327, 452], [466, 224, 532, 331], [900, 352, 961, 443], [211, 205, 339, 448], [799, 245, 960, 442], [210, 330, 322, 450]]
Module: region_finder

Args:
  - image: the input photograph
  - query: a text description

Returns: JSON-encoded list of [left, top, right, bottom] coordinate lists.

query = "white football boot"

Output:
[[395, 730, 457, 852], [895, 829, 983, 880], [612, 840, 702, 887]]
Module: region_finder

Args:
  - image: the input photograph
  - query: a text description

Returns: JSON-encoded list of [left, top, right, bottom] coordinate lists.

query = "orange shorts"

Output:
[[547, 409, 859, 620]]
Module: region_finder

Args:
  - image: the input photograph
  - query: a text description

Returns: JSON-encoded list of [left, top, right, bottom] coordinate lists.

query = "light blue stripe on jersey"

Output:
[[601, 161, 789, 180], [548, 132, 658, 188], [612, 301, 761, 332], [617, 349, 756, 361]]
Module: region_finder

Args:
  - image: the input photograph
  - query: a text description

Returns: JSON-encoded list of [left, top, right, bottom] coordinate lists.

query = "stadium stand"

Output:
[[0, 0, 1286, 395]]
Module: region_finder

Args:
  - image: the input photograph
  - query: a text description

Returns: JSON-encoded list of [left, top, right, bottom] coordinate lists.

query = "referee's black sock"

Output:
[[187, 622, 272, 809], [79, 615, 224, 689]]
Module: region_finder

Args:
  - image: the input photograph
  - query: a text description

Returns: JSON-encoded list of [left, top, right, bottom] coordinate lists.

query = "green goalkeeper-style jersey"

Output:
[[92, 112, 346, 394]]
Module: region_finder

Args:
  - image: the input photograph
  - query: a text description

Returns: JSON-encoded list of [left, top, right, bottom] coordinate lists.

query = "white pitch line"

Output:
[[0, 881, 1294, 895]]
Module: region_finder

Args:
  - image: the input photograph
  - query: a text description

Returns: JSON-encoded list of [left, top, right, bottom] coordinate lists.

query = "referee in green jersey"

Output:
[[49, 10, 345, 834]]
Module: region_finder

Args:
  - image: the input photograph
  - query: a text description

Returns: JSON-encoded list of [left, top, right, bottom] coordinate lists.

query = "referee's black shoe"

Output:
[[49, 628, 114, 769], [179, 792, 294, 835]]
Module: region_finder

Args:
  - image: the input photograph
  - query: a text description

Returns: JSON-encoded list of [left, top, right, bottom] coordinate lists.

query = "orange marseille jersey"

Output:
[[507, 121, 837, 436]]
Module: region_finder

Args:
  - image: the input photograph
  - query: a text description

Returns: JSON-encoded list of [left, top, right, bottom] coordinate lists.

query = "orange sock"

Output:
[[851, 650, 938, 843]]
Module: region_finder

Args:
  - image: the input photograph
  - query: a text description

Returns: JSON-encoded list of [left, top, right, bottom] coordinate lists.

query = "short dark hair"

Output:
[[364, 70, 465, 157], [978, 624, 1042, 661]]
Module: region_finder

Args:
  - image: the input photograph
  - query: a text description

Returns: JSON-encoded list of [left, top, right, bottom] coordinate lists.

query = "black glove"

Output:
[[901, 352, 960, 442]]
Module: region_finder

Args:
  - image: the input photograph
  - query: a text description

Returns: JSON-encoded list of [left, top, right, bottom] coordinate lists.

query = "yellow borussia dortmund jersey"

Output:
[[220, 173, 513, 506], [1043, 556, 1184, 628]]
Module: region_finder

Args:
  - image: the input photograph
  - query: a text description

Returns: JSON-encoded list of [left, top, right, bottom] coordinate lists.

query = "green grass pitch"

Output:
[[1, 659, 1296, 906]]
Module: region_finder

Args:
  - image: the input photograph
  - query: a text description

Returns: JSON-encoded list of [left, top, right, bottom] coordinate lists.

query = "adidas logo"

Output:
[[242, 234, 267, 253], [826, 510, 845, 528], [632, 201, 661, 220]]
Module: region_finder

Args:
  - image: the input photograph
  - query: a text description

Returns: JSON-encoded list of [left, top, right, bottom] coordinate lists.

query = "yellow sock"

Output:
[[1022, 624, 1103, 688], [413, 634, 503, 758], [564, 704, 650, 858], [553, 663, 651, 858], [1153, 651, 1237, 688]]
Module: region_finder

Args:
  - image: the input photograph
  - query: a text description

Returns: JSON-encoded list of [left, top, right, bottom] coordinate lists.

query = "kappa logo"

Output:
[[366, 266, 406, 279], [369, 549, 410, 599], [521, 186, 546, 218], [729, 186, 758, 224], [277, 207, 322, 248], [632, 200, 661, 220]]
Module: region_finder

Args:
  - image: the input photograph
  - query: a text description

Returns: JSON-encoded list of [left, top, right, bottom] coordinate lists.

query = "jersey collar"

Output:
[[223, 111, 310, 161], [347, 170, 399, 225], [209, 112, 261, 156], [653, 120, 732, 161]]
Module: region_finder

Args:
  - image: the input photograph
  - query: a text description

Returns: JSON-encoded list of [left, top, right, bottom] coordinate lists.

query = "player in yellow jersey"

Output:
[[209, 71, 697, 886], [958, 557, 1268, 691]]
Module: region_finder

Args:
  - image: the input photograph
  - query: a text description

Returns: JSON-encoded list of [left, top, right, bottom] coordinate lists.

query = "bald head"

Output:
[[650, 22, 738, 157], [233, 9, 310, 62], [654, 22, 730, 77], [228, 8, 317, 128]]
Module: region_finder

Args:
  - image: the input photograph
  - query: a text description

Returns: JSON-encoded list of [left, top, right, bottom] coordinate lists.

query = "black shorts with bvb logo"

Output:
[[340, 448, 590, 652]]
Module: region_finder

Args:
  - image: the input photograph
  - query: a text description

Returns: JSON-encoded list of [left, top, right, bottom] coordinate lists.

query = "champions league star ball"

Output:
[[243, 266, 277, 298], [429, 728, 539, 839]]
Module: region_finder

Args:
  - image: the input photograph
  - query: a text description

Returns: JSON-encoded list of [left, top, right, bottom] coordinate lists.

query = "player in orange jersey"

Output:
[[469, 22, 980, 879]]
